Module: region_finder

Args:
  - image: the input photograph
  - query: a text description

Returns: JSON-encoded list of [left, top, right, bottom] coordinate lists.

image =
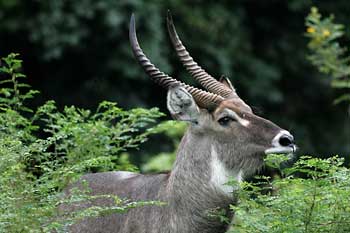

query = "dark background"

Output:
[[0, 0, 349, 162]]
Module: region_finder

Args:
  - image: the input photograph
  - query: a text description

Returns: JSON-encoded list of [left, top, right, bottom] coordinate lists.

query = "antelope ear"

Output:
[[219, 75, 235, 91], [167, 86, 200, 124]]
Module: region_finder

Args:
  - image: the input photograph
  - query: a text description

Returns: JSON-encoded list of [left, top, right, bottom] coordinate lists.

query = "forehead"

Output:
[[214, 98, 253, 115]]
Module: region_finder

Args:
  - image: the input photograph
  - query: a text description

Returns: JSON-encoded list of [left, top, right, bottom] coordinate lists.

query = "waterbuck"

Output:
[[66, 13, 296, 233]]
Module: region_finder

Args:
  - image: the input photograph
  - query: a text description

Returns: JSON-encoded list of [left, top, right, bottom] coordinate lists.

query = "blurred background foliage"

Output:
[[0, 0, 349, 166], [306, 7, 350, 104]]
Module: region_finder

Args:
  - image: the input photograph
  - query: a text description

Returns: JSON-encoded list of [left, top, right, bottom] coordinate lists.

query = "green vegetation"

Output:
[[306, 7, 350, 104], [0, 4, 349, 233], [0, 0, 348, 157], [142, 120, 186, 172], [229, 154, 350, 233], [0, 53, 163, 232]]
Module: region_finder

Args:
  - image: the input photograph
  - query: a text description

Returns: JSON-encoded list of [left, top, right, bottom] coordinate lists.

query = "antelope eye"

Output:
[[218, 116, 235, 126]]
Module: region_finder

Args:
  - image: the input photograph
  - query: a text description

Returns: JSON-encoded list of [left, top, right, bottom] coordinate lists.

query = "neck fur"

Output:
[[165, 129, 240, 232]]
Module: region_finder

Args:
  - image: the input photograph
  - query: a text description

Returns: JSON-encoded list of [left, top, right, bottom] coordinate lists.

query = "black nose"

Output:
[[278, 134, 294, 147]]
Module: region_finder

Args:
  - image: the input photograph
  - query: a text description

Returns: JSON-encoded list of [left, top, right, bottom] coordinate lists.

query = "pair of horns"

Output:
[[129, 12, 237, 109]]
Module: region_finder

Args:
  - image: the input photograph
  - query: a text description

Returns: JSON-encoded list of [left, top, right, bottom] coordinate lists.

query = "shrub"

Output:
[[229, 154, 350, 233], [305, 7, 350, 104], [141, 120, 186, 172], [0, 53, 163, 232]]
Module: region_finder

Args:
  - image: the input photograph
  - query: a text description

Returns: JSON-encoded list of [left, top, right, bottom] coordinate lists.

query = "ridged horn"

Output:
[[166, 11, 235, 98], [129, 14, 224, 109]]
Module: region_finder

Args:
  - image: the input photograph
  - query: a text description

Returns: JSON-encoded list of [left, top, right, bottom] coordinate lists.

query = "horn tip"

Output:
[[167, 10, 173, 23], [129, 13, 138, 49]]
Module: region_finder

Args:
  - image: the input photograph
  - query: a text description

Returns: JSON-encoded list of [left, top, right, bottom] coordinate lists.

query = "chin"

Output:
[[240, 153, 265, 177]]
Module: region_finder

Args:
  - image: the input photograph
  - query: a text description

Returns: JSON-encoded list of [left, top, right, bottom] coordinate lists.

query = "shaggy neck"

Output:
[[166, 128, 238, 233]]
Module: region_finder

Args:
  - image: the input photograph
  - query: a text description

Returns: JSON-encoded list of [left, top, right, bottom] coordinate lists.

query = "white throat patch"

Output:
[[210, 145, 243, 195]]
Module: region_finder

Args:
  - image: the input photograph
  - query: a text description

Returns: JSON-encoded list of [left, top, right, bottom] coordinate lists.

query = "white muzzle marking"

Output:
[[265, 130, 296, 155]]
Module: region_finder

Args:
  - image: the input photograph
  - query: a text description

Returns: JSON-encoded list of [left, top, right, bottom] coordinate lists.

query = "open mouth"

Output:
[[265, 145, 297, 155]]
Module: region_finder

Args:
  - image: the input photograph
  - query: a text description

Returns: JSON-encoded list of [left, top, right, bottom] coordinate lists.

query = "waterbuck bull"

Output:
[[66, 12, 297, 233]]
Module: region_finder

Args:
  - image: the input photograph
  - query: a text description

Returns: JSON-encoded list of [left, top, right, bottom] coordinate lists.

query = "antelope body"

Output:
[[66, 13, 296, 233]]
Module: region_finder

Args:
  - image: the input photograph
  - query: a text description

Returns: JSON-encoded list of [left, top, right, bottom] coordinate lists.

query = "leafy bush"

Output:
[[305, 7, 350, 104], [141, 120, 186, 172], [229, 154, 350, 233], [0, 53, 164, 232]]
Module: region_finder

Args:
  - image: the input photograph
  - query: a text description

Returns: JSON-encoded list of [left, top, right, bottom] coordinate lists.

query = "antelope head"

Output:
[[129, 13, 296, 178]]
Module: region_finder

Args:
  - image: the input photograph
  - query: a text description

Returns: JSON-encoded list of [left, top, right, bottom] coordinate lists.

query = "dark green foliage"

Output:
[[229, 154, 350, 233], [0, 2, 349, 231], [0, 53, 163, 232], [0, 1, 348, 158], [305, 7, 350, 104], [141, 120, 186, 172]]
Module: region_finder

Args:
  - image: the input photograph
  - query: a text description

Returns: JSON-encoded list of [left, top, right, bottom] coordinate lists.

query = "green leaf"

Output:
[[331, 79, 350, 88], [333, 94, 350, 104]]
